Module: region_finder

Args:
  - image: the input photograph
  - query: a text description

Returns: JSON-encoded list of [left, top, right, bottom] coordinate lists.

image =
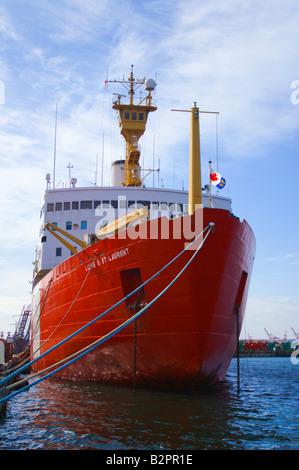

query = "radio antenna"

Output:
[[53, 103, 58, 189]]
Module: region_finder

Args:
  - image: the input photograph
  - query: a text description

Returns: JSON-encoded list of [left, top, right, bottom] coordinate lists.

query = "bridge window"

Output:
[[80, 200, 92, 209]]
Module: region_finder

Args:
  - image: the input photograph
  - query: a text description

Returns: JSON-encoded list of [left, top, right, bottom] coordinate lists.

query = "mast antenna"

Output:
[[95, 154, 98, 185], [53, 103, 58, 189], [67, 162, 73, 187]]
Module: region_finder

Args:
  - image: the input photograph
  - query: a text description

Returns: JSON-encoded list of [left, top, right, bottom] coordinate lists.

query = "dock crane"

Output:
[[291, 327, 299, 340], [264, 328, 280, 340]]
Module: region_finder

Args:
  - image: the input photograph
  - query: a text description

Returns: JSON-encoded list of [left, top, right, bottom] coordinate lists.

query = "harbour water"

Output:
[[0, 357, 298, 451]]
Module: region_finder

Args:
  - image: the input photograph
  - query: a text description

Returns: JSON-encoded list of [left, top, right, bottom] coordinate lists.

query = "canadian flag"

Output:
[[210, 168, 226, 189]]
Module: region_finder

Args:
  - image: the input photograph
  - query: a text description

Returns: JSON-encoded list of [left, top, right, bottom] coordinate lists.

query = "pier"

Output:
[[235, 339, 298, 358]]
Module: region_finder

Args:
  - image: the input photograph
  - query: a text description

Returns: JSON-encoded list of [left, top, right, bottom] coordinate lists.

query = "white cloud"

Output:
[[0, 165, 44, 248], [0, 262, 33, 336], [0, 5, 20, 42], [260, 254, 299, 264], [33, 0, 115, 43], [163, 1, 298, 155]]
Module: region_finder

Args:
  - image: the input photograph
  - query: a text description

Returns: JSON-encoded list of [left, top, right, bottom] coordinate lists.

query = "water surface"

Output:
[[0, 357, 298, 450]]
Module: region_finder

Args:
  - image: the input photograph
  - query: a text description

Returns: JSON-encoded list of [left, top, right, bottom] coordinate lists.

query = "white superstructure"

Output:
[[34, 165, 232, 280]]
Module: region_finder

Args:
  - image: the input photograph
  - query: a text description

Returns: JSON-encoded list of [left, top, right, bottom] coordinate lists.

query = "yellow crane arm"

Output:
[[44, 222, 87, 255], [96, 206, 149, 240], [44, 207, 149, 251]]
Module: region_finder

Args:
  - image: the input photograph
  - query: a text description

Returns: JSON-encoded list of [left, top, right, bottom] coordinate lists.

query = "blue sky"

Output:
[[0, 0, 298, 340]]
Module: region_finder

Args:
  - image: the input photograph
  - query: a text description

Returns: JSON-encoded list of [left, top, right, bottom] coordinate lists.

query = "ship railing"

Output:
[[112, 95, 156, 108]]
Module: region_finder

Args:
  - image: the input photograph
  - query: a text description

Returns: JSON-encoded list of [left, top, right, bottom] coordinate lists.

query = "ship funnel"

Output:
[[110, 160, 125, 186]]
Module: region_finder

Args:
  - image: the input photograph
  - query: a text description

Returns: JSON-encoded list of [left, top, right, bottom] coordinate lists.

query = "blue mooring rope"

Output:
[[0, 223, 214, 404]]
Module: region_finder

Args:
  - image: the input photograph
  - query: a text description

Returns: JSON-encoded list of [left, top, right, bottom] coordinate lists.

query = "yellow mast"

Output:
[[188, 103, 202, 215], [172, 105, 220, 215], [110, 65, 157, 187], [171, 103, 202, 215]]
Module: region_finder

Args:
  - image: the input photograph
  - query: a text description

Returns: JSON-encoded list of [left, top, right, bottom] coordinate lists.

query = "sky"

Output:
[[0, 0, 298, 340]]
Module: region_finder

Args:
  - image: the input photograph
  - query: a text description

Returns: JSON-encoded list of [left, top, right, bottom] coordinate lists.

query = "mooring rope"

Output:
[[34, 256, 95, 353], [1, 259, 92, 382], [0, 222, 214, 396], [0, 278, 53, 380], [0, 222, 214, 404], [1, 223, 213, 389], [1, 262, 96, 388]]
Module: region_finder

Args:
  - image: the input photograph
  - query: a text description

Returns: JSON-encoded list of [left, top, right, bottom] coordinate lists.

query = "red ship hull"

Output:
[[31, 208, 255, 391]]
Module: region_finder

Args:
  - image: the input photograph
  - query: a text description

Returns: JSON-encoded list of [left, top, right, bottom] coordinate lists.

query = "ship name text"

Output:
[[85, 248, 129, 271]]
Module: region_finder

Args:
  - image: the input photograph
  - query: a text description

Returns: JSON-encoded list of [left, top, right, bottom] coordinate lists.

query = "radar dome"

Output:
[[145, 78, 156, 91]]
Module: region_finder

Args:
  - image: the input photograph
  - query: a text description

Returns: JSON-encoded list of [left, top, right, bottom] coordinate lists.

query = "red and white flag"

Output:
[[210, 168, 226, 189]]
